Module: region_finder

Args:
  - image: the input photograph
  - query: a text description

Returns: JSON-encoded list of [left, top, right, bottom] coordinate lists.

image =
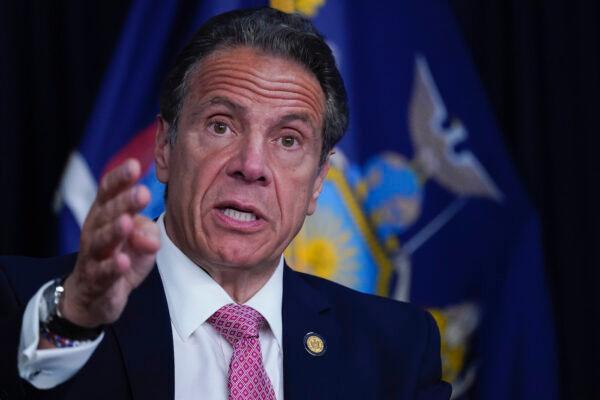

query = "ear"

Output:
[[155, 116, 171, 184], [306, 159, 330, 216]]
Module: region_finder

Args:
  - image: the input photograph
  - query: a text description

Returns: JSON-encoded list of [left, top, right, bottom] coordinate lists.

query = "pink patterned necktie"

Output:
[[208, 304, 276, 400]]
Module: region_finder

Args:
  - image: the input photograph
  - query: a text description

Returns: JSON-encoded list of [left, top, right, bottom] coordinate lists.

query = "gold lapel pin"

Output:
[[304, 332, 326, 356]]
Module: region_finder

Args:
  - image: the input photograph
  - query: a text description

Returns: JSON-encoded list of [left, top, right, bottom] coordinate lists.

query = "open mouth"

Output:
[[220, 207, 258, 222], [215, 201, 265, 225]]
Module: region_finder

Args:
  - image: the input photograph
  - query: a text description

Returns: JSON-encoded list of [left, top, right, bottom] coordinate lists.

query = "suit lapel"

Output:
[[108, 262, 343, 399], [282, 264, 343, 400], [111, 266, 174, 399]]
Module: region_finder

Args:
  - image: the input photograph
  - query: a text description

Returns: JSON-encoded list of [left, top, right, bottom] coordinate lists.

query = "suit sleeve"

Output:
[[415, 311, 453, 400], [0, 265, 104, 398]]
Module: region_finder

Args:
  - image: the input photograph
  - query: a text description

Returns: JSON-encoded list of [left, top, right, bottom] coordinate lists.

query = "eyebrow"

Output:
[[205, 98, 315, 129], [278, 113, 317, 131], [205, 96, 245, 114], [187, 97, 318, 132], [187, 96, 246, 125]]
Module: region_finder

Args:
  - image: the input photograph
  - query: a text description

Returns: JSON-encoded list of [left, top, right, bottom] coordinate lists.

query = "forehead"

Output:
[[183, 47, 326, 123]]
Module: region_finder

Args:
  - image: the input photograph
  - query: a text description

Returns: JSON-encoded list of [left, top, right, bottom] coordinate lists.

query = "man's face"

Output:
[[155, 47, 328, 272]]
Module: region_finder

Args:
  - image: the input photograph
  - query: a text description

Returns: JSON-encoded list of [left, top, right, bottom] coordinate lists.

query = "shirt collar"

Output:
[[155, 213, 283, 347]]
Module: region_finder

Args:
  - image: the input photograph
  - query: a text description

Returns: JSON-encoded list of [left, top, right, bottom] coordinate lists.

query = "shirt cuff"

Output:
[[18, 280, 104, 389]]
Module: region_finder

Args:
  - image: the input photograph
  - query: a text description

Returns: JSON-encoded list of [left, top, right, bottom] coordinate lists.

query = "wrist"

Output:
[[60, 274, 103, 328], [40, 277, 105, 345]]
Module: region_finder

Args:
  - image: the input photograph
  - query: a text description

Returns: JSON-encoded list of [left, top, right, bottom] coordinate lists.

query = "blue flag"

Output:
[[55, 1, 557, 399]]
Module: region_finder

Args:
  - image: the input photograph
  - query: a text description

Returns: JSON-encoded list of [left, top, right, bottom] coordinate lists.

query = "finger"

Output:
[[88, 214, 134, 259], [94, 184, 150, 228], [128, 216, 161, 254], [96, 159, 141, 204], [90, 251, 131, 289]]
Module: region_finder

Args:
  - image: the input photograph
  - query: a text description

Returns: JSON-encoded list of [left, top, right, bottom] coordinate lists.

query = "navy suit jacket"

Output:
[[0, 254, 451, 399]]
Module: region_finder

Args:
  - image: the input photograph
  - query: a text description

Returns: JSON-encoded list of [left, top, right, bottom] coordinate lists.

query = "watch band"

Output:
[[41, 277, 104, 343], [45, 313, 104, 341]]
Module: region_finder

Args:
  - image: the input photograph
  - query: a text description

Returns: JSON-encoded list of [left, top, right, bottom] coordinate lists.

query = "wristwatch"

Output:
[[40, 278, 104, 344]]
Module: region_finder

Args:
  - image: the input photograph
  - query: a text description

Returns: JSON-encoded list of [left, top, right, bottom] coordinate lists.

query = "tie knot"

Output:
[[208, 304, 265, 346]]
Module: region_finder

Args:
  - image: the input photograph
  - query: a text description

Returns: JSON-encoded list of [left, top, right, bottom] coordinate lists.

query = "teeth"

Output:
[[222, 208, 257, 222]]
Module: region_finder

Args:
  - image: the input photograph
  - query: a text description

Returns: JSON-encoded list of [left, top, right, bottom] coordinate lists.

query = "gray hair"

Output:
[[159, 7, 348, 164]]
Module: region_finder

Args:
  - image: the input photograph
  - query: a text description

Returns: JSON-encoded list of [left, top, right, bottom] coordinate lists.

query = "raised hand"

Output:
[[59, 159, 160, 328]]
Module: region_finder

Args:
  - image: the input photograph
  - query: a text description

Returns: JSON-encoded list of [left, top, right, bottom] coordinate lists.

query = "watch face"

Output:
[[41, 279, 61, 323]]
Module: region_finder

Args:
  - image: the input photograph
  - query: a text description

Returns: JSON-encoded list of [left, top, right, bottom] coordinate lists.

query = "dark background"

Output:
[[1, 1, 598, 398]]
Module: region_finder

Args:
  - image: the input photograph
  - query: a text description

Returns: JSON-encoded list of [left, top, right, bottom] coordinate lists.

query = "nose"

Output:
[[225, 135, 271, 185]]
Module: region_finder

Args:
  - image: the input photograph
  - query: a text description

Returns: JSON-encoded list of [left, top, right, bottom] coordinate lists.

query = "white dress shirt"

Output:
[[18, 213, 284, 399]]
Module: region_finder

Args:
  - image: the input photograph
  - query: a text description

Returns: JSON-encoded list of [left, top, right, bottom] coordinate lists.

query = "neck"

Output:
[[200, 262, 277, 303]]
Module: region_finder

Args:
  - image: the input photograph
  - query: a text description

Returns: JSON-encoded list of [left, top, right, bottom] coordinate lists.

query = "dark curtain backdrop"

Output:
[[1, 1, 598, 399], [451, 2, 600, 399]]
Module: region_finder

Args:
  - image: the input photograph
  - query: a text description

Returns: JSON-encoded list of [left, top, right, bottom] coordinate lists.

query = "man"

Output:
[[0, 8, 451, 399]]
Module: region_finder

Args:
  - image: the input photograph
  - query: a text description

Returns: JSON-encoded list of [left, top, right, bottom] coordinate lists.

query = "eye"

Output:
[[210, 121, 229, 135], [280, 136, 297, 148]]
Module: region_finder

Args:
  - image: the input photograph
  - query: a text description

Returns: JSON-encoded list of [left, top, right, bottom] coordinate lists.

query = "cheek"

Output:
[[278, 174, 315, 221], [189, 155, 233, 212], [168, 147, 213, 209]]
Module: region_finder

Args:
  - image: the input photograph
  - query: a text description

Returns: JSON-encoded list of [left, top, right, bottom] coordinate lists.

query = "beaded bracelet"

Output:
[[40, 325, 86, 348]]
